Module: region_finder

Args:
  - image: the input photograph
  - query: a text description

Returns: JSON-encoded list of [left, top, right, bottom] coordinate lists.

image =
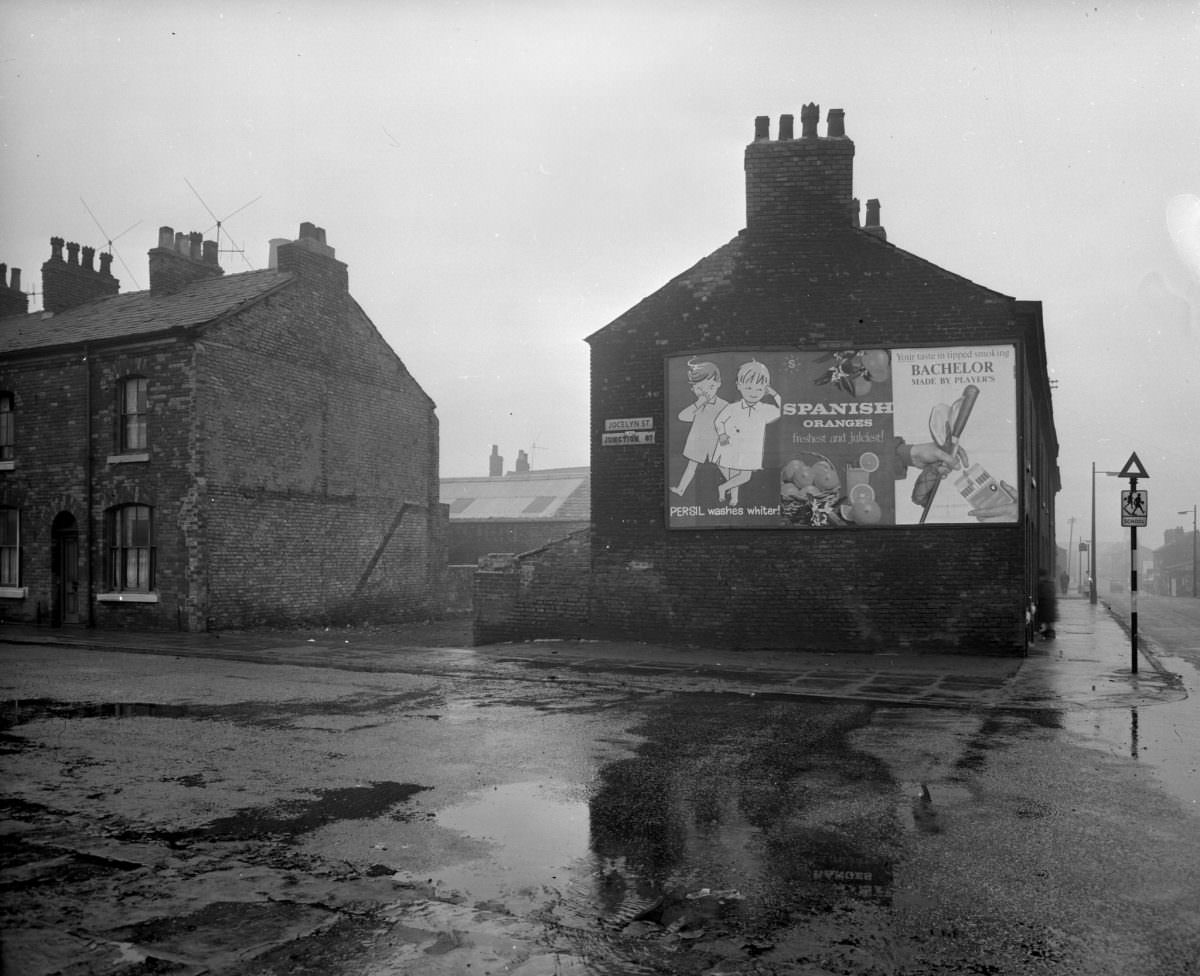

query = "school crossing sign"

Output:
[[1121, 490, 1148, 527]]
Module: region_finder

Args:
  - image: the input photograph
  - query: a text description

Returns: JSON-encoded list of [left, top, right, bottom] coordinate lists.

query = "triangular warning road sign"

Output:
[[1117, 452, 1150, 480]]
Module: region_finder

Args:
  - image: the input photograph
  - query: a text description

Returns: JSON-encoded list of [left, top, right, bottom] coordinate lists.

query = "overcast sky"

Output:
[[3, 1, 1198, 554]]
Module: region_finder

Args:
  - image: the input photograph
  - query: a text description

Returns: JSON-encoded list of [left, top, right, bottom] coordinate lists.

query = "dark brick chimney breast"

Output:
[[41, 235, 121, 313], [148, 225, 224, 296], [744, 103, 858, 238], [275, 222, 348, 292], [0, 263, 29, 318]]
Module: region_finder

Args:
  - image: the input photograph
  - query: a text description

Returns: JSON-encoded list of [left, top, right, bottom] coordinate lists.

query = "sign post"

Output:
[[1118, 452, 1150, 674]]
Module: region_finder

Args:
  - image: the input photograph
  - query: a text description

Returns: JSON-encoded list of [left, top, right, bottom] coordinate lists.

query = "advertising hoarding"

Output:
[[665, 345, 1018, 529]]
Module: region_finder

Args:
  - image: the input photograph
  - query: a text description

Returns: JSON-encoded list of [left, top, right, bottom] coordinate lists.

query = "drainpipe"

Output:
[[85, 345, 95, 627]]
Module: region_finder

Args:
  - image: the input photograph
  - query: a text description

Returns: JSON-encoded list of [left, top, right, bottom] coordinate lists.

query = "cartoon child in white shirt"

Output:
[[670, 359, 728, 496], [712, 359, 781, 506]]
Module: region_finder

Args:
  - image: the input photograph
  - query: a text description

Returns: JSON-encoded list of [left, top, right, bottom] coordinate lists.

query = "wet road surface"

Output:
[[2, 610, 1199, 975]]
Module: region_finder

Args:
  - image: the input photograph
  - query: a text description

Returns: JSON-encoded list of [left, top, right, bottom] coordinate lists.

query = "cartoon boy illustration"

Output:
[[670, 359, 728, 496], [712, 359, 781, 506]]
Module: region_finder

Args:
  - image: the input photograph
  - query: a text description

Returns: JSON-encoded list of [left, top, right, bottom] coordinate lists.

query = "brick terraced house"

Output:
[[0, 223, 445, 631], [477, 103, 1059, 654]]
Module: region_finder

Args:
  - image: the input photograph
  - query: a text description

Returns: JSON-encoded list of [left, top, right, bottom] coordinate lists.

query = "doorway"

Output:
[[51, 512, 81, 626]]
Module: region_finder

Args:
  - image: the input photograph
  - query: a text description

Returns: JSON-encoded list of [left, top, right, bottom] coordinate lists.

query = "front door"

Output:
[[51, 513, 81, 626]]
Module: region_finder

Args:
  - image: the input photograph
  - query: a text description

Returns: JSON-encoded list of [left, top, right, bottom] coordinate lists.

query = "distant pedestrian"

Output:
[[1036, 570, 1058, 639], [1059, 570, 1069, 595]]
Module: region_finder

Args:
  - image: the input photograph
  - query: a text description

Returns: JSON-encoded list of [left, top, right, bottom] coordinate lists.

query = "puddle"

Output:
[[1063, 654, 1200, 812], [431, 780, 590, 909], [162, 782, 431, 843], [1, 692, 444, 735], [1, 699, 201, 729], [406, 696, 900, 937]]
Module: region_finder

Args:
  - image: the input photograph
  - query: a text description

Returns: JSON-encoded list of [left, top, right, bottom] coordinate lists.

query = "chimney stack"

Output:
[[489, 444, 503, 478], [0, 263, 29, 319], [744, 102, 858, 238], [148, 225, 224, 296], [40, 236, 121, 313], [275, 222, 348, 293], [515, 449, 530, 474]]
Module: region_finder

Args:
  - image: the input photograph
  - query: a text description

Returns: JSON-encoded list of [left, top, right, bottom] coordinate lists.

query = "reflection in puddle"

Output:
[[429, 699, 898, 932], [434, 781, 590, 907], [1064, 655, 1200, 811]]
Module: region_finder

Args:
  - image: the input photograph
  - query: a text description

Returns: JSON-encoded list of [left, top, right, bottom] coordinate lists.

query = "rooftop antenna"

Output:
[[80, 197, 142, 289], [184, 178, 261, 271]]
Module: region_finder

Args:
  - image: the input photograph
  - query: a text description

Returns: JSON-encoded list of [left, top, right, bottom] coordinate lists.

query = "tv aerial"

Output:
[[80, 197, 142, 289], [184, 178, 261, 271]]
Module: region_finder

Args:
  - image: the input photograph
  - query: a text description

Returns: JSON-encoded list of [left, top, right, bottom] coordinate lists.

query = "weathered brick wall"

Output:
[[195, 274, 443, 629], [448, 519, 590, 566], [473, 529, 590, 644]]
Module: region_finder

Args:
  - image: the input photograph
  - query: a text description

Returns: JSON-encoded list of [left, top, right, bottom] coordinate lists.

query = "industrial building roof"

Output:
[[440, 466, 590, 521]]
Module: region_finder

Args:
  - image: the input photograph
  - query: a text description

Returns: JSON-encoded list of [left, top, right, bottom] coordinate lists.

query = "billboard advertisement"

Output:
[[665, 345, 1018, 529]]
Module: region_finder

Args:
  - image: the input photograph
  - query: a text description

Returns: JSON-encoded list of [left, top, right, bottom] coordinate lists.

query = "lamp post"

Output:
[[1179, 505, 1198, 598], [1091, 462, 1122, 604]]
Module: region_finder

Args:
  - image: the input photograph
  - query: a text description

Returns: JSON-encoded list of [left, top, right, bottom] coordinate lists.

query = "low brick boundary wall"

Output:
[[472, 529, 590, 644]]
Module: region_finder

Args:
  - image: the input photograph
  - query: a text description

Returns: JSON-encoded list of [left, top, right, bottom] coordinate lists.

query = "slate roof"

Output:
[[440, 467, 591, 521], [0, 269, 293, 356], [586, 227, 1016, 344]]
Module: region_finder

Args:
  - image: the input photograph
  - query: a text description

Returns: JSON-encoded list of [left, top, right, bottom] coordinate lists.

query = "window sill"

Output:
[[97, 591, 159, 604], [107, 452, 149, 465], [0, 460, 14, 471], [0, 586, 28, 599]]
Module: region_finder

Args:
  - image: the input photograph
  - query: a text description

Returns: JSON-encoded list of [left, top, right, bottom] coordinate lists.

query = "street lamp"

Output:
[[1091, 463, 1122, 604], [1179, 505, 1198, 598]]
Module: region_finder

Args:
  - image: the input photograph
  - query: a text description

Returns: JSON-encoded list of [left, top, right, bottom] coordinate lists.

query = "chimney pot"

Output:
[[299, 221, 319, 241], [66, 241, 80, 265], [99, 252, 114, 276], [11, 268, 20, 291], [489, 444, 503, 478], [778, 114, 794, 140], [268, 238, 289, 269], [188, 231, 203, 261], [800, 103, 820, 138], [158, 226, 174, 248], [50, 237, 65, 262], [827, 108, 846, 138], [863, 198, 887, 241], [81, 246, 96, 272], [754, 115, 770, 141], [202, 240, 219, 265], [174, 231, 187, 254]]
